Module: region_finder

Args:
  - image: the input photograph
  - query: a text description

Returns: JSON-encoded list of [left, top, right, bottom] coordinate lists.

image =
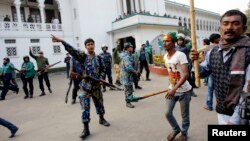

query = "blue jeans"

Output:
[[166, 91, 191, 135], [0, 118, 18, 133], [206, 75, 214, 109]]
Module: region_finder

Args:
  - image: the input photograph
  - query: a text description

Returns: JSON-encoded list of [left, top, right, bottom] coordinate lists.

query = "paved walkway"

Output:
[[0, 72, 217, 141]]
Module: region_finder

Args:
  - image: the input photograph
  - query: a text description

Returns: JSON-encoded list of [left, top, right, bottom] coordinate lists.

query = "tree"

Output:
[[245, 1, 250, 33]]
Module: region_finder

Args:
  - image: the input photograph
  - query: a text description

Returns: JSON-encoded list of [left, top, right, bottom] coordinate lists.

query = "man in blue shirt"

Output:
[[120, 43, 140, 108], [100, 44, 114, 92], [69, 57, 83, 104]]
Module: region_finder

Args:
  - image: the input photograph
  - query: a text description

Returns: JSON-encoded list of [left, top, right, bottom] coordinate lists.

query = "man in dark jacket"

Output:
[[190, 10, 250, 125]]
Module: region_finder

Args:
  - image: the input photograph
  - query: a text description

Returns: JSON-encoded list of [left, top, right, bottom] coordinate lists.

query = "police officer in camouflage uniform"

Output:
[[70, 57, 83, 104], [99, 44, 114, 92], [52, 35, 110, 140], [120, 43, 140, 108]]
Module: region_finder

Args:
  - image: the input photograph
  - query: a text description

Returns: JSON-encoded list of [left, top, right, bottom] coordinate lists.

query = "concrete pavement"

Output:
[[0, 72, 217, 141]]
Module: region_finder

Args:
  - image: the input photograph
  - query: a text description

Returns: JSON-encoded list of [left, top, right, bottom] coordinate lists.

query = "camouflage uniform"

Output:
[[99, 51, 113, 90], [62, 41, 106, 122], [120, 51, 136, 103]]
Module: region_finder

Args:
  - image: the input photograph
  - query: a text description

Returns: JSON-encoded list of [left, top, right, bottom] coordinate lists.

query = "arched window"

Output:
[[209, 21, 212, 31], [188, 18, 191, 29], [196, 19, 199, 30], [203, 20, 206, 31], [179, 17, 182, 26], [200, 20, 202, 30], [184, 17, 187, 27], [211, 21, 214, 31]]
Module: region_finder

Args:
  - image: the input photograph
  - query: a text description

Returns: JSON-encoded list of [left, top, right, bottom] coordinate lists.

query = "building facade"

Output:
[[0, 0, 220, 68]]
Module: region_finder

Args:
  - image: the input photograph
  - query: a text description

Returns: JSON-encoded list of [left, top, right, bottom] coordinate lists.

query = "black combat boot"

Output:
[[24, 95, 28, 99], [79, 122, 90, 139], [134, 80, 142, 89], [99, 115, 110, 127]]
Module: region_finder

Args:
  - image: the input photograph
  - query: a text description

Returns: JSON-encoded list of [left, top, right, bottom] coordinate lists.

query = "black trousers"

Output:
[[1, 73, 16, 99], [102, 67, 113, 90], [139, 60, 150, 79], [22, 77, 34, 96], [133, 74, 139, 87], [38, 72, 50, 92], [72, 79, 81, 100], [0, 81, 17, 92]]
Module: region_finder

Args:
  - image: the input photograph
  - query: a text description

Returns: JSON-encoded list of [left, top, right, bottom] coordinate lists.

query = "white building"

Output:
[[0, 0, 220, 69], [165, 0, 220, 48]]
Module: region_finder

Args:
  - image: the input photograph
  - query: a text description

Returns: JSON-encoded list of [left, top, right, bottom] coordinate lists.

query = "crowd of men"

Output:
[[1, 9, 250, 141]]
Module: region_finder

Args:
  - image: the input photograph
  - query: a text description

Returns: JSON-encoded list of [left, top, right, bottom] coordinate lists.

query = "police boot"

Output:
[[134, 81, 142, 89], [79, 122, 90, 139], [99, 115, 110, 127]]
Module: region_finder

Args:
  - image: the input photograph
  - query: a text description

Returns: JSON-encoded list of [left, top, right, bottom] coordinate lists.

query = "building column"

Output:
[[134, 0, 140, 12], [130, 0, 135, 12], [38, 3, 45, 24], [14, 0, 21, 23], [116, 0, 122, 17], [140, 0, 145, 12], [122, 0, 127, 15]]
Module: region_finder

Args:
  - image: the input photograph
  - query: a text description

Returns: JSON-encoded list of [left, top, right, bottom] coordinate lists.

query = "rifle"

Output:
[[70, 72, 124, 91], [129, 89, 168, 102], [37, 61, 61, 75], [65, 79, 73, 103]]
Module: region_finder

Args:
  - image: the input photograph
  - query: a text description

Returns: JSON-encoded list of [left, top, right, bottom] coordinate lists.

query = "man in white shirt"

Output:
[[163, 32, 192, 141]]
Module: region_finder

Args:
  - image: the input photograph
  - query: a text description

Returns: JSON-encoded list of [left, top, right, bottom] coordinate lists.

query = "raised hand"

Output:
[[51, 34, 63, 42]]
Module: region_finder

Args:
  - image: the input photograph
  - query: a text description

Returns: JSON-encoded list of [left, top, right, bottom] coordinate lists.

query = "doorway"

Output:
[[45, 9, 55, 23], [118, 36, 136, 51]]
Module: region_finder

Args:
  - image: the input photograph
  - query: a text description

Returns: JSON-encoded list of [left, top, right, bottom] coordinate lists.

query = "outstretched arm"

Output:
[[51, 35, 86, 63]]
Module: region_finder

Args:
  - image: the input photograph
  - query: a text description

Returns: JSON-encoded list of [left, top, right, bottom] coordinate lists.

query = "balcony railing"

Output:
[[0, 22, 63, 31], [112, 14, 179, 31]]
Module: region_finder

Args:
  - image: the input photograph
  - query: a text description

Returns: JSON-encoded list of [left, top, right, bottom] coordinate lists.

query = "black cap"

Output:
[[3, 57, 10, 62]]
